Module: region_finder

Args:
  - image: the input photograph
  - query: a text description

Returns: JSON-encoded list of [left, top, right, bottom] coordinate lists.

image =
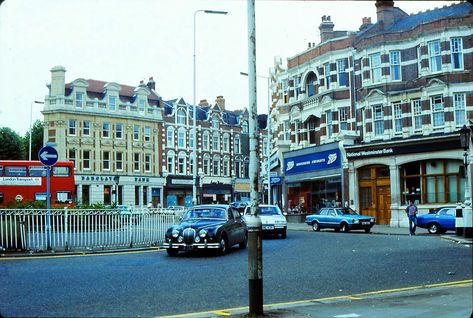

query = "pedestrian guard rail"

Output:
[[0, 208, 185, 253]]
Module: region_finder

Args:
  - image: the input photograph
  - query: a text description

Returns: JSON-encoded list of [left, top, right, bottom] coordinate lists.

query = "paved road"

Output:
[[0, 231, 471, 317]]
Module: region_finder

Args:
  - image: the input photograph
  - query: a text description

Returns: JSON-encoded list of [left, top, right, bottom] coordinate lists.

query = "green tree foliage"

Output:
[[0, 127, 24, 159], [22, 120, 44, 160]]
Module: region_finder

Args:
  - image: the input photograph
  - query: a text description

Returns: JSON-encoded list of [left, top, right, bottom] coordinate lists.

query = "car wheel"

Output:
[[365, 227, 371, 233], [239, 233, 248, 249], [281, 230, 287, 239], [166, 249, 178, 256], [341, 223, 350, 232], [219, 236, 228, 255], [428, 223, 440, 234], [312, 221, 320, 232]]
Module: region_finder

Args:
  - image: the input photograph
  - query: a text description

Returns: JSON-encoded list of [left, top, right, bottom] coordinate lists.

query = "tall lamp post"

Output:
[[240, 71, 271, 204], [114, 175, 120, 205], [193, 9, 228, 206], [459, 124, 472, 238], [29, 100, 45, 161]]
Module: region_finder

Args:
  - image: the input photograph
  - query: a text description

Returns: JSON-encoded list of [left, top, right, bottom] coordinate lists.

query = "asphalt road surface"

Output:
[[1, 231, 471, 317]]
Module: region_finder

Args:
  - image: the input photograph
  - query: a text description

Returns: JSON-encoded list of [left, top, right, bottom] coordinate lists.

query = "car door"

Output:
[[440, 207, 456, 230], [325, 208, 338, 227], [232, 208, 246, 243]]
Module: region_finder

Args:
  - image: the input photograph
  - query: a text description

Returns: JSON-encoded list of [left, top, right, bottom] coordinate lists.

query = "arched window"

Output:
[[212, 115, 219, 129], [234, 134, 241, 154], [177, 109, 186, 125], [203, 131, 210, 150], [223, 133, 230, 152], [223, 155, 230, 176], [178, 151, 187, 175], [306, 71, 317, 97], [178, 128, 186, 148], [166, 150, 175, 174], [189, 128, 195, 148], [212, 154, 220, 176], [212, 132, 220, 151], [203, 154, 211, 175], [166, 127, 174, 147], [234, 156, 242, 178]]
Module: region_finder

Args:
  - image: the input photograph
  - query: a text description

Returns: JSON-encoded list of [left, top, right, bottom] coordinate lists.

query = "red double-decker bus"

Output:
[[0, 160, 75, 208]]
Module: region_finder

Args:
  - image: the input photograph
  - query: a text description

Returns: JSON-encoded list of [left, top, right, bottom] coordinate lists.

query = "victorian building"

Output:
[[270, 1, 473, 226]]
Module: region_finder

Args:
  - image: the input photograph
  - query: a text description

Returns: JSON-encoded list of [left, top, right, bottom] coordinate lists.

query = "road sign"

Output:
[[38, 146, 58, 166]]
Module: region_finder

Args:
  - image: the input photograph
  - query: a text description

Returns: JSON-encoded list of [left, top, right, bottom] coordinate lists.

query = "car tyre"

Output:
[[166, 249, 178, 256], [312, 221, 320, 232], [281, 230, 287, 239], [365, 227, 371, 233], [219, 236, 228, 255], [428, 223, 441, 234], [341, 223, 350, 232]]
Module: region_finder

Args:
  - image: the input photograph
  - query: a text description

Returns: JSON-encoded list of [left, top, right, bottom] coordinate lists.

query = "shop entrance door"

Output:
[[358, 165, 391, 225], [376, 186, 391, 225]]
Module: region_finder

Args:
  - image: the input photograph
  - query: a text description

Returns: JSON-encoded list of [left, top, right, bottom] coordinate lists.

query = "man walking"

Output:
[[406, 200, 418, 236]]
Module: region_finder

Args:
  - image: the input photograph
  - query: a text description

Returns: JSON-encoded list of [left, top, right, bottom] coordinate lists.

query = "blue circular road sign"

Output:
[[38, 146, 58, 166]]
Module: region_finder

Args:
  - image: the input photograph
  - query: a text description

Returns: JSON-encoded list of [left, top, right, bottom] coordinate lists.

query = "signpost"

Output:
[[38, 145, 58, 250]]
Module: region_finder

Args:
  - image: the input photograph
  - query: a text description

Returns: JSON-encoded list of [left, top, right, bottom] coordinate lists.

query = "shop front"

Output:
[[164, 175, 194, 207], [283, 144, 343, 216], [346, 134, 463, 227], [201, 183, 233, 204]]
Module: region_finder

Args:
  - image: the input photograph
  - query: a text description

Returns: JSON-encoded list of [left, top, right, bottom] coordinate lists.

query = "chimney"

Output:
[[146, 76, 156, 90], [199, 99, 209, 107], [319, 15, 334, 42], [359, 17, 372, 31], [376, 0, 395, 28], [50, 65, 66, 96], [215, 95, 225, 109]]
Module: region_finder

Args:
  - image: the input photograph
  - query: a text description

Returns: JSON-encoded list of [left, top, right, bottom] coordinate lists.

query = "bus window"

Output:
[[5, 166, 27, 177], [29, 166, 47, 177], [0, 165, 3, 176], [56, 191, 72, 203], [35, 193, 48, 201], [53, 166, 70, 177]]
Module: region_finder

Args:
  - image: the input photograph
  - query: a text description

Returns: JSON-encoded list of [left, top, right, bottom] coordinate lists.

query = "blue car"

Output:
[[416, 206, 456, 234], [305, 207, 375, 233]]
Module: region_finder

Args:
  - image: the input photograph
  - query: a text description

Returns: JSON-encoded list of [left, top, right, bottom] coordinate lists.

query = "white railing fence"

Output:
[[0, 208, 184, 253]]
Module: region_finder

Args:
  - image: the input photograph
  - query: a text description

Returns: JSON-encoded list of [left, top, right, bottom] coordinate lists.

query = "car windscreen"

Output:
[[259, 207, 281, 215], [337, 208, 358, 215], [182, 208, 226, 220]]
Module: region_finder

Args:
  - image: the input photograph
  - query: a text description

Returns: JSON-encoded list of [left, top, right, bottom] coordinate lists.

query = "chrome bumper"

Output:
[[163, 242, 220, 249]]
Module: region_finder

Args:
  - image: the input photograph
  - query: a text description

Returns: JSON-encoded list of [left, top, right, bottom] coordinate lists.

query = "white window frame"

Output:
[[103, 122, 110, 138], [178, 152, 186, 175], [450, 38, 463, 70], [68, 119, 76, 136], [373, 104, 384, 136], [167, 151, 175, 174], [166, 127, 174, 147], [212, 133, 220, 151], [83, 150, 91, 170], [212, 116, 219, 129], [428, 40, 442, 73], [144, 126, 151, 142], [234, 134, 241, 154], [393, 102, 402, 134], [203, 131, 210, 151], [116, 152, 123, 171], [133, 153, 140, 172], [390, 50, 401, 81], [324, 63, 331, 89], [454, 93, 466, 126], [336, 59, 348, 87], [103, 151, 110, 171], [145, 154, 151, 172], [370, 53, 382, 83], [223, 133, 229, 152], [83, 120, 90, 136], [326, 112, 332, 138], [339, 107, 348, 131], [178, 128, 186, 148], [177, 109, 186, 125], [133, 125, 140, 141], [431, 95, 444, 128], [75, 92, 83, 108], [109, 96, 117, 111], [412, 99, 423, 132]]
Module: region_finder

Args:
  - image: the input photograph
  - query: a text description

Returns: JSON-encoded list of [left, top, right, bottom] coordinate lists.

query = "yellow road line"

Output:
[[0, 248, 163, 260], [158, 279, 472, 318]]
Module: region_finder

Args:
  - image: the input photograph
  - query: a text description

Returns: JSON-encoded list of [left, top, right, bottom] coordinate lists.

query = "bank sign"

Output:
[[285, 149, 341, 175]]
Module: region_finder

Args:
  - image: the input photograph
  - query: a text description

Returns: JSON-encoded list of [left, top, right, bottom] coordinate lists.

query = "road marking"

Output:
[[157, 280, 472, 318], [0, 248, 163, 260], [211, 311, 231, 316], [334, 314, 360, 318]]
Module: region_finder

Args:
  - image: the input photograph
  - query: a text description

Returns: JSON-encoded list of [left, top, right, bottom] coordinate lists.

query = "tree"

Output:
[[22, 120, 44, 160], [0, 127, 24, 159]]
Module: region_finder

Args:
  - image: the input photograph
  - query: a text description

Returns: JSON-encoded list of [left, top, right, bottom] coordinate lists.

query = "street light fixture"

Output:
[[29, 100, 45, 161], [193, 9, 228, 206], [114, 175, 120, 205], [240, 71, 271, 205]]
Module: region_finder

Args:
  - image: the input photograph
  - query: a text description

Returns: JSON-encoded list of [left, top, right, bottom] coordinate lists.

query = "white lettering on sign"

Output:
[[346, 148, 394, 158], [0, 177, 42, 186]]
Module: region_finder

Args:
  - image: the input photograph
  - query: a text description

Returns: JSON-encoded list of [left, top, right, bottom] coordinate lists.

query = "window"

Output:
[[390, 51, 401, 81], [68, 119, 76, 135], [144, 126, 151, 142], [189, 129, 195, 148], [450, 38, 463, 70], [109, 96, 117, 111], [203, 131, 210, 150], [428, 40, 442, 72], [212, 133, 220, 151], [167, 151, 175, 174], [103, 122, 110, 138], [283, 121, 290, 140], [262, 138, 268, 156], [4, 166, 26, 176], [235, 160, 241, 178], [103, 151, 110, 170], [337, 58, 348, 87], [307, 118, 317, 144], [83, 120, 90, 136], [412, 99, 422, 131], [339, 107, 348, 131], [306, 73, 316, 97], [177, 109, 186, 125], [243, 158, 249, 178], [166, 127, 174, 147], [242, 122, 248, 134], [370, 53, 382, 83], [223, 156, 230, 176], [223, 133, 229, 152], [134, 153, 140, 171], [133, 125, 140, 141], [326, 112, 333, 138], [203, 155, 210, 175], [116, 123, 123, 139], [373, 104, 384, 136], [178, 128, 186, 148], [212, 156, 220, 176], [431, 95, 444, 127], [138, 99, 145, 112], [29, 166, 46, 177], [454, 93, 466, 126], [393, 103, 402, 134], [212, 116, 219, 129], [145, 154, 151, 172], [75, 92, 83, 108], [234, 134, 241, 154], [68, 149, 76, 169], [83, 150, 91, 170], [178, 153, 185, 174], [189, 155, 194, 175], [324, 63, 331, 89], [116, 152, 123, 171], [294, 120, 301, 144], [52, 166, 71, 177]]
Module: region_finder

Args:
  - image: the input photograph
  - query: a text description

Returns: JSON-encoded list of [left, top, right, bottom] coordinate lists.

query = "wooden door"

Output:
[[376, 186, 391, 225]]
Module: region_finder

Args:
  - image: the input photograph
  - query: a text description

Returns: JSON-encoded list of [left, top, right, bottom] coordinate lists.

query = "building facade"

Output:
[[270, 0, 473, 225]]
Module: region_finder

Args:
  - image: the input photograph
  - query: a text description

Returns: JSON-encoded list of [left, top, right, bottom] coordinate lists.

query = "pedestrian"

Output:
[[406, 200, 418, 235]]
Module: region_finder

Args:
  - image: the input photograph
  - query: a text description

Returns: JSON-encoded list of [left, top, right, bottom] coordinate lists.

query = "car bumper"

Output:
[[261, 225, 287, 233], [348, 223, 374, 230], [163, 242, 221, 250]]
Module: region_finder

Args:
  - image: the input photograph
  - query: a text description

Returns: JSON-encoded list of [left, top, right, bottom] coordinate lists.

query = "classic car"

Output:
[[416, 205, 456, 234], [243, 204, 287, 238], [305, 207, 375, 233], [163, 204, 247, 256]]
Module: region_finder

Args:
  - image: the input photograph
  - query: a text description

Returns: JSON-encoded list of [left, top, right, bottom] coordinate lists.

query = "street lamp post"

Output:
[[114, 175, 120, 205], [29, 100, 45, 161], [459, 125, 473, 238], [193, 9, 228, 206]]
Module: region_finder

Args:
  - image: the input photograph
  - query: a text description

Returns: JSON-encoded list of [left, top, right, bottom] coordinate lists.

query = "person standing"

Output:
[[406, 200, 418, 235]]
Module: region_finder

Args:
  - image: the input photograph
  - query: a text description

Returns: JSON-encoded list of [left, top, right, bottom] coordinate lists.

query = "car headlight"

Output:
[[199, 229, 207, 238], [172, 229, 180, 238], [195, 236, 201, 243], [371, 218, 375, 222], [352, 219, 360, 224], [177, 236, 184, 243]]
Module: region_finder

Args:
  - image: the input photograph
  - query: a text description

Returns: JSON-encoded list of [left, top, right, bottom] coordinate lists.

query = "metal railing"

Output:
[[0, 208, 184, 253]]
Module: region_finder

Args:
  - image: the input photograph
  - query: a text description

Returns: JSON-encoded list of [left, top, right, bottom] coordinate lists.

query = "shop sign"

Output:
[[171, 179, 194, 185], [270, 176, 282, 185], [346, 148, 394, 159], [285, 149, 341, 175], [81, 175, 117, 182]]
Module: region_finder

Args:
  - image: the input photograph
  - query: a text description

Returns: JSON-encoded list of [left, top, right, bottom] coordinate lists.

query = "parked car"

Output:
[[305, 207, 375, 233], [243, 204, 287, 239], [230, 199, 251, 213], [417, 206, 456, 234], [163, 204, 247, 256]]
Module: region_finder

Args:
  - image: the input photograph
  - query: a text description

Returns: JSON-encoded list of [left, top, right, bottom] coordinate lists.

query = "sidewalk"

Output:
[[287, 222, 473, 245]]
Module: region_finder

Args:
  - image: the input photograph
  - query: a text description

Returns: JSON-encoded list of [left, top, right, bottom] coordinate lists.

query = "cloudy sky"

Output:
[[0, 0, 453, 135]]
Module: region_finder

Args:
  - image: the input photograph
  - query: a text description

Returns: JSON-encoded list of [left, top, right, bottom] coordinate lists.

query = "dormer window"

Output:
[[75, 92, 83, 108], [109, 96, 117, 111], [138, 99, 145, 112], [177, 109, 186, 125], [212, 115, 219, 129], [242, 122, 248, 133]]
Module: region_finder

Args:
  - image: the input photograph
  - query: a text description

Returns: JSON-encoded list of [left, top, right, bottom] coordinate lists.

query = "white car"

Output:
[[243, 204, 287, 239]]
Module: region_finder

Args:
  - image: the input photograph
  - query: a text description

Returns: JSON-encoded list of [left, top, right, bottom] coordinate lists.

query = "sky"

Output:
[[0, 0, 454, 136]]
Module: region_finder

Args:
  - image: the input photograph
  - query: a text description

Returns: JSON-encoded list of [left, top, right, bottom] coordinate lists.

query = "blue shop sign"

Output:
[[285, 149, 341, 175], [270, 176, 282, 185]]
